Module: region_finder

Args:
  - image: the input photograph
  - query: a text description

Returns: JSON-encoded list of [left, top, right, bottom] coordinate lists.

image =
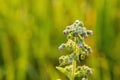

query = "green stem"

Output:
[[70, 37, 78, 80], [70, 59, 76, 80]]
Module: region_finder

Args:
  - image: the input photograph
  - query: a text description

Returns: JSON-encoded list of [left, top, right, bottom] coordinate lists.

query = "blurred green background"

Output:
[[0, 0, 120, 80]]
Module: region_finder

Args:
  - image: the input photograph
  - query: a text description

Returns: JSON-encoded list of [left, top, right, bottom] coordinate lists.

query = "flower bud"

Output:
[[66, 26, 71, 29], [77, 66, 81, 71], [75, 20, 80, 24], [58, 44, 65, 50], [59, 58, 63, 64], [87, 47, 92, 53], [73, 32, 78, 37], [81, 54, 85, 60], [84, 34, 88, 38], [84, 44, 88, 49], [78, 44, 83, 48], [87, 30, 93, 35], [79, 21, 84, 27], [82, 78, 88, 80], [63, 30, 68, 35], [87, 70, 93, 75], [77, 29, 83, 35], [59, 56, 64, 64], [64, 57, 68, 63], [68, 59, 72, 64], [67, 34, 72, 39], [82, 27, 86, 31]]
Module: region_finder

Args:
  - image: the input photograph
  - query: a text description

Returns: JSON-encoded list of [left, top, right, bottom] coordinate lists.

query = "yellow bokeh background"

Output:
[[0, 0, 120, 80]]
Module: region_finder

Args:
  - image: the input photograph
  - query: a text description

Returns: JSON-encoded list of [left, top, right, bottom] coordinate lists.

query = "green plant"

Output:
[[56, 20, 93, 80]]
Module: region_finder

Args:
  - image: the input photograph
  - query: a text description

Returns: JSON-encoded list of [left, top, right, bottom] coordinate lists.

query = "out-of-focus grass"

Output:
[[0, 0, 120, 80]]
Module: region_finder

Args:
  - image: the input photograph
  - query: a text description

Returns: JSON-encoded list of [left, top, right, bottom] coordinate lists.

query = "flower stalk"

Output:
[[56, 20, 93, 80]]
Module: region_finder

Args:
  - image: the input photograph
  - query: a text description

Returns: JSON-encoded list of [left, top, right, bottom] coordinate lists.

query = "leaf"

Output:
[[56, 66, 70, 78]]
